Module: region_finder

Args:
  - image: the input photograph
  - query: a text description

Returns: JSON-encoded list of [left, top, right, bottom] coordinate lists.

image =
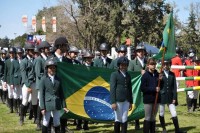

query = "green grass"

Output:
[[0, 81, 200, 133]]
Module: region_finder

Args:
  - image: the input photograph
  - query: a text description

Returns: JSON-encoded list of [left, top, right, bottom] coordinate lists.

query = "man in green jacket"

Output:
[[128, 43, 147, 130], [19, 42, 36, 126]]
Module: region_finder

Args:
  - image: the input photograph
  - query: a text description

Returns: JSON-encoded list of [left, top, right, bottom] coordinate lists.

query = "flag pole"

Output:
[[153, 47, 166, 115]]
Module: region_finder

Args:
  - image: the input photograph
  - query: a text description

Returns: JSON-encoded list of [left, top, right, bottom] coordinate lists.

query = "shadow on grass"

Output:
[[166, 126, 195, 133]]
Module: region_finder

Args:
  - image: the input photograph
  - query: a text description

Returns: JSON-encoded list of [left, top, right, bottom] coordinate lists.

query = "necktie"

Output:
[[51, 77, 54, 84]]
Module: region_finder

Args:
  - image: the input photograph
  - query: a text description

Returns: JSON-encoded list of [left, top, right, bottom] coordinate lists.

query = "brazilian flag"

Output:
[[57, 62, 144, 122]]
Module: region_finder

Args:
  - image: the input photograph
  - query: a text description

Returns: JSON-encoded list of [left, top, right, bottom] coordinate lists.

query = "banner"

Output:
[[57, 62, 144, 122], [32, 16, 37, 32], [22, 15, 28, 27], [42, 17, 46, 32], [33, 35, 46, 45], [52, 17, 56, 32]]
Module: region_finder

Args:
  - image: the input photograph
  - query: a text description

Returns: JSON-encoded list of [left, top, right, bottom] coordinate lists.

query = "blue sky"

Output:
[[0, 0, 199, 39]]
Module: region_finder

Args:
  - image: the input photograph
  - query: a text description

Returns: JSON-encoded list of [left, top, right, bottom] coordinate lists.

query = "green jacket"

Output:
[[109, 57, 119, 70], [11, 59, 21, 85], [160, 71, 177, 104], [34, 56, 45, 90], [93, 56, 112, 68], [110, 70, 133, 104], [128, 57, 146, 72], [0, 60, 4, 80], [39, 75, 65, 111], [4, 58, 12, 84], [20, 57, 35, 88]]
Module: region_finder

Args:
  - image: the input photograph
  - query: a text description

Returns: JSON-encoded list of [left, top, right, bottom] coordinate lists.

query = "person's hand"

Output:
[[3, 82, 7, 88], [41, 109, 46, 115], [129, 104, 132, 111], [159, 74, 163, 80], [111, 103, 117, 110], [63, 108, 69, 113], [141, 70, 145, 75], [156, 87, 160, 92], [27, 88, 32, 93]]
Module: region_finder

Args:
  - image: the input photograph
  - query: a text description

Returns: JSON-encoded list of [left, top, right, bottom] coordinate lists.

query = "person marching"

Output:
[[53, 36, 72, 133], [159, 59, 186, 133], [40, 58, 68, 133], [63, 45, 82, 130], [0, 49, 5, 104], [110, 45, 127, 70], [93, 43, 112, 68], [16, 47, 24, 114], [35, 41, 51, 130], [140, 58, 160, 133], [128, 43, 147, 130], [19, 42, 37, 126], [3, 47, 19, 113], [110, 56, 133, 133]]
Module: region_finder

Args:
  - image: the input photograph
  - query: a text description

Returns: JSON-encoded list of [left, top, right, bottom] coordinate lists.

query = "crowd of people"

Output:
[[0, 36, 198, 133]]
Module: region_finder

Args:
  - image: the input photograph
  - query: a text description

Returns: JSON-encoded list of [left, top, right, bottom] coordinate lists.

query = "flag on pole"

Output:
[[52, 17, 56, 32], [57, 62, 144, 121], [22, 15, 28, 27], [42, 17, 46, 32], [153, 12, 176, 59]]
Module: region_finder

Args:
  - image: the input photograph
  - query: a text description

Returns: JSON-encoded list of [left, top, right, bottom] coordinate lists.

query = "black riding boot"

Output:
[[76, 119, 82, 130], [54, 126, 61, 133], [121, 122, 127, 133], [114, 121, 120, 133], [14, 99, 18, 113], [8, 98, 13, 113], [143, 120, 150, 133], [36, 105, 42, 131], [135, 119, 140, 130], [172, 117, 186, 133], [32, 105, 38, 123], [83, 120, 89, 130], [159, 115, 167, 133], [17, 99, 22, 116], [150, 121, 155, 133], [42, 125, 48, 133], [0, 89, 3, 103], [19, 104, 26, 126]]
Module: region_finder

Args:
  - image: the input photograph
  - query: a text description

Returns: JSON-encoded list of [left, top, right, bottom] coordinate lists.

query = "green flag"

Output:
[[153, 12, 176, 59], [57, 62, 144, 122]]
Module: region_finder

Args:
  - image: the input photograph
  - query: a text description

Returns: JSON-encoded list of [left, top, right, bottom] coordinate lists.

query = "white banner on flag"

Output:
[[22, 15, 28, 27], [42, 17, 46, 32], [32, 16, 36, 32], [52, 17, 56, 32]]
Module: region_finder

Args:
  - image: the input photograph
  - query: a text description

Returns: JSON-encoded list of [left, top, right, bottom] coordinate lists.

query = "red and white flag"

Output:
[[52, 17, 56, 32], [22, 15, 28, 27], [42, 17, 46, 32], [32, 16, 36, 32]]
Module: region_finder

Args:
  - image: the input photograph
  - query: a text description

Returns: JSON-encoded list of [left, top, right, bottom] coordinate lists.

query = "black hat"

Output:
[[117, 56, 129, 67], [54, 37, 68, 47], [9, 47, 16, 53]]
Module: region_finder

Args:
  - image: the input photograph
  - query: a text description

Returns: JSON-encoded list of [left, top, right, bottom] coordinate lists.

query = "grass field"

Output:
[[0, 84, 200, 132]]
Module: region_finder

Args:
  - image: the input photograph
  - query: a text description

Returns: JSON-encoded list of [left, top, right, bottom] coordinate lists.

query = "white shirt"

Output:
[[101, 56, 107, 65], [48, 74, 55, 84], [137, 56, 144, 67], [164, 70, 169, 78], [55, 52, 63, 62]]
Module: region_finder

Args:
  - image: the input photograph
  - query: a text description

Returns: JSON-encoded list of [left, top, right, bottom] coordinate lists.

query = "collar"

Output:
[[55, 52, 63, 59]]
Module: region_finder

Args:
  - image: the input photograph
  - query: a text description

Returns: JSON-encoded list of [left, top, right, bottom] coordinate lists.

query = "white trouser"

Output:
[[7, 84, 18, 99], [43, 110, 60, 127], [22, 83, 38, 106], [14, 85, 22, 99], [1, 81, 7, 91], [159, 104, 177, 117], [114, 101, 130, 123], [144, 103, 159, 121]]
